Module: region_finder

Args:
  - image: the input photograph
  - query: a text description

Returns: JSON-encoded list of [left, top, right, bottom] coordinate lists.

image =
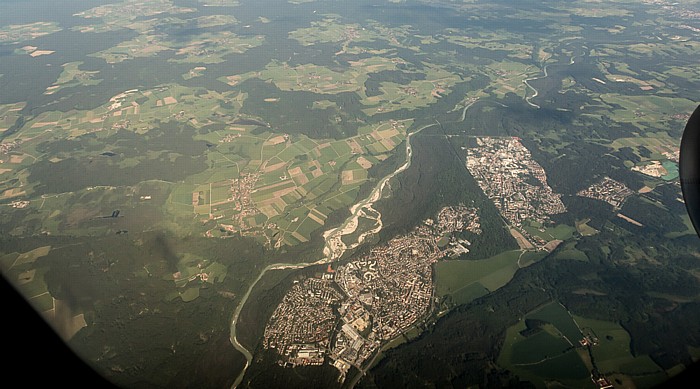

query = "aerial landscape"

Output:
[[0, 0, 698, 388]]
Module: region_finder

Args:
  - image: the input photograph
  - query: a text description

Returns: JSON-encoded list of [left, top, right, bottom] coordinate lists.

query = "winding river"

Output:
[[523, 49, 584, 109], [229, 122, 436, 388], [523, 64, 549, 109], [229, 49, 579, 384]]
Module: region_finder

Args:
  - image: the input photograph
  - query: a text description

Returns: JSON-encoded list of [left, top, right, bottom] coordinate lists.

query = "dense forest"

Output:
[[360, 225, 700, 387], [375, 124, 518, 259]]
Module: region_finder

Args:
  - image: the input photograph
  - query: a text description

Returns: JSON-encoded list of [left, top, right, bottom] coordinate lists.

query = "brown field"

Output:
[[431, 88, 445, 98], [291, 231, 308, 242], [1, 188, 26, 199], [265, 135, 286, 145], [0, 168, 12, 174], [543, 239, 563, 252], [30, 121, 58, 128], [29, 50, 55, 57], [510, 228, 534, 249], [271, 186, 297, 199], [65, 206, 101, 226], [263, 161, 287, 173], [307, 209, 326, 225], [10, 155, 26, 163], [347, 139, 362, 154], [342, 170, 354, 185], [258, 198, 286, 218], [380, 138, 396, 149], [163, 96, 177, 105], [14, 246, 51, 267], [310, 161, 323, 177], [256, 179, 294, 193], [258, 204, 278, 218], [292, 173, 309, 185], [617, 213, 643, 226], [356, 156, 372, 168], [225, 75, 242, 86]]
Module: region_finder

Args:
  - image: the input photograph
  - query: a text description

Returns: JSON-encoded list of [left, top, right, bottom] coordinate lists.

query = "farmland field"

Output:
[[435, 249, 521, 298], [1, 0, 699, 387]]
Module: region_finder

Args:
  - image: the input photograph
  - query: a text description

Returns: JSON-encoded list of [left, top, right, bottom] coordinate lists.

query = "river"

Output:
[[524, 48, 585, 109], [228, 121, 437, 388], [523, 64, 549, 109]]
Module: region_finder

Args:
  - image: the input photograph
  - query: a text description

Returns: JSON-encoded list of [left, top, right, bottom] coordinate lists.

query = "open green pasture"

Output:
[[435, 249, 521, 301], [528, 302, 582, 342]]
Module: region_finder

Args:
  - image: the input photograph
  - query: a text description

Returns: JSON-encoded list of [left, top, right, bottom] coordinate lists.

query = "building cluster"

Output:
[[401, 86, 419, 97], [206, 172, 260, 237], [0, 140, 20, 154], [330, 299, 380, 373], [333, 231, 438, 358], [111, 120, 130, 131], [433, 204, 481, 235], [577, 177, 633, 209], [426, 204, 482, 257], [10, 200, 30, 209], [466, 137, 566, 228], [219, 133, 242, 143], [230, 172, 259, 216], [262, 278, 343, 367], [262, 205, 483, 377]]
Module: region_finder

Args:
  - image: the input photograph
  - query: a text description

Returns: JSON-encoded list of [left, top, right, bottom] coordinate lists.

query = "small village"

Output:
[[577, 177, 634, 209]]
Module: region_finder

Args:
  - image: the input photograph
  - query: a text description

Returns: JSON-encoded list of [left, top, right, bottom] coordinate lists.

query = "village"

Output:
[[577, 177, 634, 210], [466, 136, 566, 247]]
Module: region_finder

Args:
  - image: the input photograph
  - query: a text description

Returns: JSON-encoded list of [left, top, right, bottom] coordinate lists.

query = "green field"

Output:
[[499, 319, 593, 388], [573, 316, 664, 375], [180, 287, 200, 302], [449, 283, 490, 306], [599, 94, 697, 129], [555, 241, 589, 262], [575, 219, 599, 236], [510, 328, 573, 364], [523, 223, 576, 242], [518, 250, 548, 268], [522, 350, 593, 385], [46, 61, 102, 95], [0, 21, 61, 44], [435, 249, 521, 303], [529, 302, 582, 342], [29, 292, 54, 312]]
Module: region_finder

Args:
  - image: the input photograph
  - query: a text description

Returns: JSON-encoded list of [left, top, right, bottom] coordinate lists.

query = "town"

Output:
[[577, 177, 633, 210], [466, 136, 566, 248], [261, 205, 482, 380]]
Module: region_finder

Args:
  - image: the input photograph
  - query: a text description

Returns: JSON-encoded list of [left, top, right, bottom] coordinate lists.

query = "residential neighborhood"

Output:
[[261, 205, 482, 379]]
